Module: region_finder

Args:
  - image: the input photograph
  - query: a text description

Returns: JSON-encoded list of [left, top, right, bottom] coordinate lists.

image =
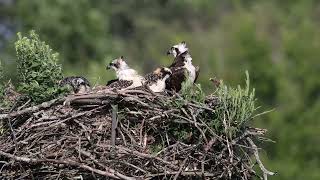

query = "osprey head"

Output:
[[154, 67, 172, 79], [154, 67, 172, 75], [72, 77, 91, 93], [166, 41, 188, 57], [59, 76, 91, 94], [171, 51, 192, 67], [106, 56, 128, 71], [72, 78, 87, 87], [160, 67, 172, 78]]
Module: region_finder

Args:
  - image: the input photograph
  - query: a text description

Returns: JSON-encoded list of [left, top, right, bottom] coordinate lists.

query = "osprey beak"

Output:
[[166, 50, 171, 55]]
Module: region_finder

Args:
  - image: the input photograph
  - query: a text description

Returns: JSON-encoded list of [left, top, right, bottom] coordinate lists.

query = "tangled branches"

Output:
[[0, 88, 275, 179]]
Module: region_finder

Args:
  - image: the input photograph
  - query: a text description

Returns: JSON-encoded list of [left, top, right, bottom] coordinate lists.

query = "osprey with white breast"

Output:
[[106, 56, 144, 90], [166, 42, 200, 92], [144, 67, 172, 93]]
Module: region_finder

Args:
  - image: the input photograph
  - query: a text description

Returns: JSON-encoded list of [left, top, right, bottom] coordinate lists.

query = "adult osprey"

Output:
[[106, 56, 144, 90], [166, 42, 200, 92], [59, 76, 91, 94], [144, 67, 172, 93]]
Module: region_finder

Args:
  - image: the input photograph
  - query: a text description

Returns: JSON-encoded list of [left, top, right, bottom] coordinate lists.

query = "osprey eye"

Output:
[[174, 47, 179, 52]]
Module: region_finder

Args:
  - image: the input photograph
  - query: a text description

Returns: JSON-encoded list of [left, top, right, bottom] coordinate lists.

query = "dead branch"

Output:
[[247, 137, 276, 180]]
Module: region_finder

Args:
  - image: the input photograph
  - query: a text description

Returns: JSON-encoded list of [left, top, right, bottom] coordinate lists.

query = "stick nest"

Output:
[[0, 88, 273, 179]]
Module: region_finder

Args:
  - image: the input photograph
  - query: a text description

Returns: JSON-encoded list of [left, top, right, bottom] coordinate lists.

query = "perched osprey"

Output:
[[59, 76, 91, 94], [106, 56, 144, 90], [144, 67, 172, 93], [166, 42, 200, 92]]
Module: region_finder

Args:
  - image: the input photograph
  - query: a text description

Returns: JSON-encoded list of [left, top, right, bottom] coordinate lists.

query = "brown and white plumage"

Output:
[[59, 76, 91, 94], [144, 67, 172, 93], [166, 42, 200, 92], [167, 41, 199, 72], [166, 41, 188, 58], [106, 56, 144, 90], [166, 66, 187, 92], [106, 79, 133, 89]]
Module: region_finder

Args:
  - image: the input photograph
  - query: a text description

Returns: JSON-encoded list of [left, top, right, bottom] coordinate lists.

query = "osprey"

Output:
[[106, 56, 144, 90], [144, 67, 172, 93], [166, 42, 200, 92], [59, 76, 91, 94]]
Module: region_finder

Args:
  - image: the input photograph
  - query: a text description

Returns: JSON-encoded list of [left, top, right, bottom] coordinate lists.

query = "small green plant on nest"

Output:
[[15, 31, 65, 103], [180, 79, 206, 103], [213, 71, 256, 136]]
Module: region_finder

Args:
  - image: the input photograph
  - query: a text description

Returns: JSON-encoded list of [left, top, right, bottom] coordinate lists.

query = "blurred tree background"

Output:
[[0, 0, 319, 179]]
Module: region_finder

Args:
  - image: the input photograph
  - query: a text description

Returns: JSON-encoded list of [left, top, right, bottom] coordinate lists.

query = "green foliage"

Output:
[[15, 31, 64, 103], [214, 71, 256, 136], [180, 80, 205, 103], [168, 73, 255, 139], [150, 144, 163, 155]]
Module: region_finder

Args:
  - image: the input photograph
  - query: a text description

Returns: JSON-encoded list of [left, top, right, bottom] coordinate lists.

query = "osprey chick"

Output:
[[166, 41, 199, 78], [144, 67, 172, 93], [166, 51, 199, 92], [106, 56, 144, 90], [165, 41, 200, 92], [59, 76, 91, 94]]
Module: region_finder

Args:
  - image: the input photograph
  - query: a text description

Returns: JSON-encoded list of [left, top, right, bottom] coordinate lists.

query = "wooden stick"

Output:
[[247, 137, 276, 180], [0, 150, 134, 180], [0, 98, 63, 120], [111, 104, 118, 147]]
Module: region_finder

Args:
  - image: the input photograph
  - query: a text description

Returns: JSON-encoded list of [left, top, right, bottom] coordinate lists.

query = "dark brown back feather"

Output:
[[165, 67, 186, 92], [107, 80, 133, 89]]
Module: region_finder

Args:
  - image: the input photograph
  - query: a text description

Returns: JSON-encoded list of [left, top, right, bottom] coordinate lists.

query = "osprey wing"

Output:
[[106, 79, 119, 86], [194, 66, 200, 83], [166, 67, 186, 92], [107, 80, 133, 89], [169, 53, 185, 68]]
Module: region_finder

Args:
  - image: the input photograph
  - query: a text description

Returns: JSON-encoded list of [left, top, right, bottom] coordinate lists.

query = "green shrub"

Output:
[[15, 31, 64, 103], [213, 71, 256, 136], [180, 79, 205, 103]]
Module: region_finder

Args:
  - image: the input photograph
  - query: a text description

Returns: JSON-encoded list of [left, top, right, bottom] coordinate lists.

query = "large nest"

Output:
[[0, 88, 274, 179]]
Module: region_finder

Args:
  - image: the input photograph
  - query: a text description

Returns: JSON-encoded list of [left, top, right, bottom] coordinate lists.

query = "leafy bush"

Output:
[[213, 71, 256, 136], [15, 31, 64, 103]]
